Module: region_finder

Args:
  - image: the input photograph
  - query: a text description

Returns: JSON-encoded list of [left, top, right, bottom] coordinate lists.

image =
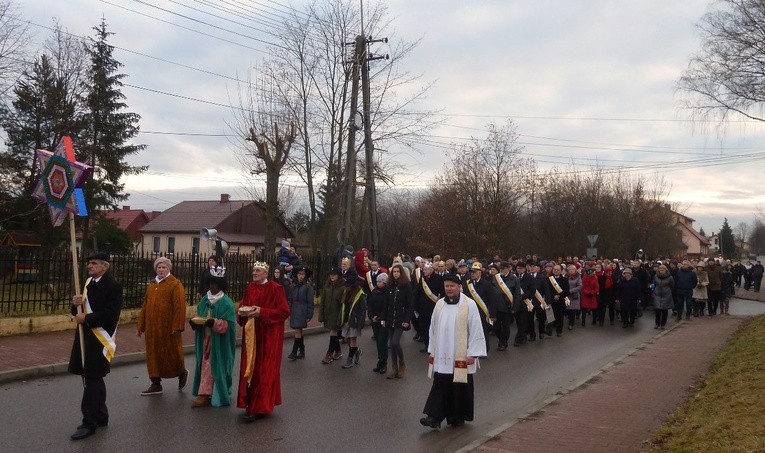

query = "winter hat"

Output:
[[153, 256, 172, 271], [376, 273, 389, 283]]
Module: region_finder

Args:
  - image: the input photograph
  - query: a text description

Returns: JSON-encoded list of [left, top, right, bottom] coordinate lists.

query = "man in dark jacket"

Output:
[[68, 252, 123, 440], [514, 261, 533, 346], [491, 261, 520, 350], [417, 263, 444, 352], [616, 267, 642, 328], [463, 262, 494, 352], [526, 261, 551, 340], [673, 259, 698, 321], [706, 259, 723, 315], [753, 261, 764, 292]]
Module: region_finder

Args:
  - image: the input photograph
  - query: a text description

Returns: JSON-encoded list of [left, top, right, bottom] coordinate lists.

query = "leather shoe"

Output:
[[70, 426, 95, 440], [419, 416, 441, 429], [96, 419, 108, 427], [497, 345, 507, 351]]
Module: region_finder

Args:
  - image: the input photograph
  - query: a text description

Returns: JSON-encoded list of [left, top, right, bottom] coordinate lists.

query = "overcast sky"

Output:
[[17, 0, 765, 235]]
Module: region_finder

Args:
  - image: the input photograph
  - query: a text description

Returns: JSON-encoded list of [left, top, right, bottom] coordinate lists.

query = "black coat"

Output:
[[367, 286, 389, 322], [68, 271, 123, 378], [528, 272, 551, 307], [548, 274, 570, 308], [383, 284, 414, 328], [463, 276, 495, 319], [417, 274, 444, 319], [492, 272, 520, 313], [616, 277, 642, 312]]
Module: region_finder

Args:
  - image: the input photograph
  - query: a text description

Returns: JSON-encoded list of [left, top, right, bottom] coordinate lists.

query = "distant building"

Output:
[[138, 194, 294, 256], [99, 206, 154, 247], [671, 211, 710, 258]]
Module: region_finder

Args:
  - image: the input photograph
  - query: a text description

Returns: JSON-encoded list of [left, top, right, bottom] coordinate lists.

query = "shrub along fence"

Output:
[[0, 248, 335, 317]]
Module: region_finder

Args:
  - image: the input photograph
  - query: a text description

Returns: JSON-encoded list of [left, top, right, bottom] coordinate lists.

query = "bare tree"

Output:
[[0, 0, 30, 95], [678, 0, 765, 123], [228, 70, 296, 249]]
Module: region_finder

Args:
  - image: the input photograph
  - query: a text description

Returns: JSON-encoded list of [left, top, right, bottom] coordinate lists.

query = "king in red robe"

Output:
[[236, 262, 290, 422]]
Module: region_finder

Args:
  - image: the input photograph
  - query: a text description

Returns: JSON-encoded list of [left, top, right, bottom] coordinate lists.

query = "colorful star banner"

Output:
[[32, 136, 92, 226]]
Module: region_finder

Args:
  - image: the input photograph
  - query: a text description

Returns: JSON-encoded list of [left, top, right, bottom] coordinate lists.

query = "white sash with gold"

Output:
[[428, 298, 470, 383], [549, 275, 563, 295], [535, 289, 555, 323], [466, 280, 492, 324], [82, 277, 117, 362], [421, 277, 439, 303], [494, 274, 514, 307]]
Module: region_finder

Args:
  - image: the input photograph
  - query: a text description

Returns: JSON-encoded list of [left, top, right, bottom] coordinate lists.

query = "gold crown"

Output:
[[341, 257, 351, 263], [252, 261, 270, 271]]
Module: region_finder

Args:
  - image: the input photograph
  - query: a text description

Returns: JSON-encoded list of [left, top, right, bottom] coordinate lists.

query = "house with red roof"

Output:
[[100, 206, 153, 246], [672, 210, 710, 258], [138, 194, 294, 255]]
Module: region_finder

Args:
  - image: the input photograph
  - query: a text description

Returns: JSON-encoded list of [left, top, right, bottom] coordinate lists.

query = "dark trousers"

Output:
[[622, 309, 636, 326], [566, 309, 579, 327], [708, 290, 722, 314], [527, 306, 547, 338], [676, 294, 693, 318], [371, 323, 388, 365], [514, 310, 528, 344], [654, 308, 669, 327], [754, 276, 763, 292], [81, 376, 108, 429], [551, 302, 565, 334], [423, 372, 475, 423], [494, 311, 513, 346], [419, 310, 433, 348]]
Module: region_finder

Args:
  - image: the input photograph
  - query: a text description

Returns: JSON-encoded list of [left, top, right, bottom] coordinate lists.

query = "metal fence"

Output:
[[0, 248, 335, 316]]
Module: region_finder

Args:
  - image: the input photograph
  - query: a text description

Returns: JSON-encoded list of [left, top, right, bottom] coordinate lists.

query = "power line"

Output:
[[100, 0, 277, 53]]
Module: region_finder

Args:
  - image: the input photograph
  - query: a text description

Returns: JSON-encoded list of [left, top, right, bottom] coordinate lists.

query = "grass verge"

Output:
[[646, 314, 765, 452]]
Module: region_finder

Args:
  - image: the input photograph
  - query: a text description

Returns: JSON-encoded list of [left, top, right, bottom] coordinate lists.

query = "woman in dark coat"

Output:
[[616, 267, 642, 328], [287, 266, 314, 361], [319, 269, 345, 364], [382, 264, 414, 379], [367, 272, 390, 374], [339, 273, 367, 369], [652, 264, 675, 329]]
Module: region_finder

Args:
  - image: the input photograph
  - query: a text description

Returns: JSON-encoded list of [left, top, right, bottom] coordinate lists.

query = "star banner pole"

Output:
[[32, 135, 92, 368]]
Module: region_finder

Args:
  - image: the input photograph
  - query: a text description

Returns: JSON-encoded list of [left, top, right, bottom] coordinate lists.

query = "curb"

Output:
[[455, 318, 688, 453], [0, 325, 326, 385]]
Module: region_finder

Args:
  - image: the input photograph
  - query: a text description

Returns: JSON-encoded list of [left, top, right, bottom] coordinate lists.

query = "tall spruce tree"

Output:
[[719, 218, 737, 259], [0, 54, 83, 239], [79, 19, 146, 250]]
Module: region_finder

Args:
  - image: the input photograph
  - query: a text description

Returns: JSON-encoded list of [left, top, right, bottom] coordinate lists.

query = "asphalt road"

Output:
[[2, 298, 763, 453]]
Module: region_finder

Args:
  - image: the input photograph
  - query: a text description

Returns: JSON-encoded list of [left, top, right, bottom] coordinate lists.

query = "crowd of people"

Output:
[[65, 245, 763, 440]]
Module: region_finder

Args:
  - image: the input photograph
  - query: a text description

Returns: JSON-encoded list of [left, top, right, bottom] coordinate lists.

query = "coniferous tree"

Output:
[[0, 54, 83, 239], [719, 218, 737, 259], [78, 19, 146, 250]]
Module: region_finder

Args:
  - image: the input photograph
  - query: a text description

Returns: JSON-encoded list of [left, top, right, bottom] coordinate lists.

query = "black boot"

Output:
[[287, 339, 298, 361], [296, 338, 305, 359]]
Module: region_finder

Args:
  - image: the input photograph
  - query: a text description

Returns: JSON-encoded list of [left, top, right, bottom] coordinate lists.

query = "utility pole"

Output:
[[339, 35, 365, 261], [361, 37, 388, 260]]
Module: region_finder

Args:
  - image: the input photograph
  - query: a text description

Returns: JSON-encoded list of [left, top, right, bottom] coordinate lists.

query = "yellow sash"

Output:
[[366, 271, 375, 292], [414, 267, 422, 285], [524, 299, 534, 312], [549, 276, 563, 294], [421, 277, 438, 303], [341, 288, 364, 324], [466, 280, 491, 324], [495, 274, 514, 304], [243, 317, 256, 385], [535, 290, 548, 309], [82, 277, 117, 362]]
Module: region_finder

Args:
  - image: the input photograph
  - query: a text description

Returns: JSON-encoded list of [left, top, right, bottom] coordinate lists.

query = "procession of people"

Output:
[[67, 247, 751, 440]]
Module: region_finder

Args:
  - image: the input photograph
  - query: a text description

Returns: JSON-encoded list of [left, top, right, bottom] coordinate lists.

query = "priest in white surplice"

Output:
[[420, 273, 487, 430]]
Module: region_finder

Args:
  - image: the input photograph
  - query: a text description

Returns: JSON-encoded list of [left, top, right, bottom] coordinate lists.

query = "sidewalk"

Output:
[[0, 315, 324, 384], [465, 314, 745, 453]]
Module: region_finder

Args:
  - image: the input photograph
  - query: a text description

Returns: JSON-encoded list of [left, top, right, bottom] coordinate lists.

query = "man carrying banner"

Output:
[[68, 252, 123, 440]]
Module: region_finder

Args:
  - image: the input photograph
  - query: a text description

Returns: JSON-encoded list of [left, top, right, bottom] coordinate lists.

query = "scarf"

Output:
[[206, 290, 224, 306]]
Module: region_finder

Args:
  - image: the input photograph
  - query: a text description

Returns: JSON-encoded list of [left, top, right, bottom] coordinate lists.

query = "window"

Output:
[[167, 237, 175, 254], [152, 236, 160, 253], [192, 237, 200, 255]]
